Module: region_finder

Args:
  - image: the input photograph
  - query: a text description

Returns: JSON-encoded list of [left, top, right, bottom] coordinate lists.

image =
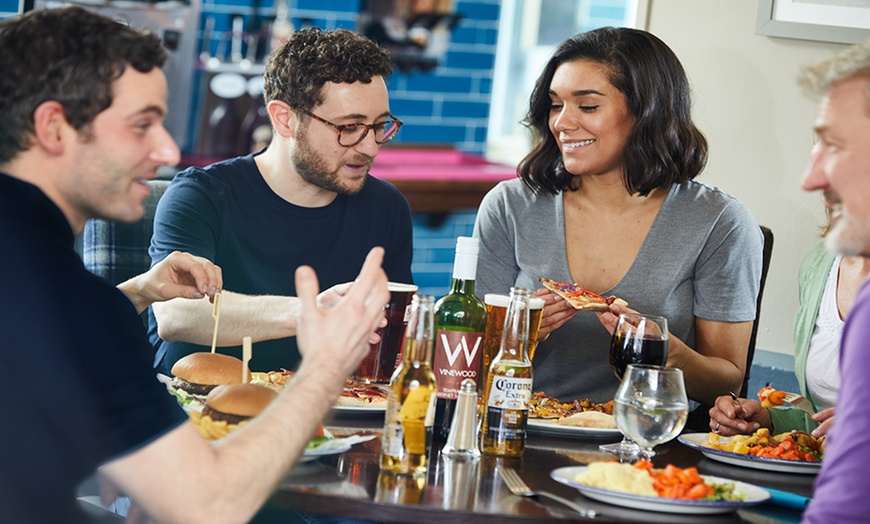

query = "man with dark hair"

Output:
[[149, 27, 414, 375], [798, 38, 870, 524], [0, 8, 389, 522]]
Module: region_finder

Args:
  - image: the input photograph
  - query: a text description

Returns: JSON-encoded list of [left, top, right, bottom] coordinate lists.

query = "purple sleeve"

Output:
[[802, 281, 870, 523]]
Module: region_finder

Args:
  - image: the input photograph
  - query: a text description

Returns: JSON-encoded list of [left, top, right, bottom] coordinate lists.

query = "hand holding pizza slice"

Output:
[[539, 277, 628, 311]]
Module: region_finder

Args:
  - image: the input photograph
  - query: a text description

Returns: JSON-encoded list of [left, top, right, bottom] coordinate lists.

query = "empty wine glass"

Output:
[[614, 364, 688, 461], [599, 314, 669, 459]]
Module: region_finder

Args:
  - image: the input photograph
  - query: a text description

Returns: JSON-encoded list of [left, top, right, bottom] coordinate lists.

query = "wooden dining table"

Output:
[[260, 412, 813, 523]]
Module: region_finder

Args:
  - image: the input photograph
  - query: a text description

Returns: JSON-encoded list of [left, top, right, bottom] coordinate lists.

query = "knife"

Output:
[[764, 487, 812, 510]]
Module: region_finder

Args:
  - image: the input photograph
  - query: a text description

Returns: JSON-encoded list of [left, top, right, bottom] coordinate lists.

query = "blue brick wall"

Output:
[[194, 0, 500, 156], [411, 210, 477, 299], [0, 0, 19, 20]]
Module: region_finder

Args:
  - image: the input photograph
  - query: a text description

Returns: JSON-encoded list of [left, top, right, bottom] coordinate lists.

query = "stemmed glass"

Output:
[[614, 364, 689, 461], [599, 314, 669, 459]]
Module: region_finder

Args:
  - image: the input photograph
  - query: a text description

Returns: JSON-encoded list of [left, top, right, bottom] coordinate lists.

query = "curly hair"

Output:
[[263, 27, 392, 111], [519, 27, 708, 196], [0, 7, 167, 165]]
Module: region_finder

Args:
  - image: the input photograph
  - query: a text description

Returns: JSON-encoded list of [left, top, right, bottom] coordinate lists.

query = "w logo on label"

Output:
[[440, 333, 481, 367]]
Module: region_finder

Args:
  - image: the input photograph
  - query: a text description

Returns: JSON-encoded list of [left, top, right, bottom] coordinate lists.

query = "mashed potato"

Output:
[[575, 462, 657, 497]]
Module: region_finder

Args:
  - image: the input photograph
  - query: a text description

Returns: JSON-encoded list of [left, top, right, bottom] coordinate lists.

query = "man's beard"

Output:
[[293, 133, 370, 196], [825, 213, 870, 257]]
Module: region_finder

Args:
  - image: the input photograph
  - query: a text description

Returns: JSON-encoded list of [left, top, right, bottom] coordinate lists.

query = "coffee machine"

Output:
[[27, 0, 201, 152]]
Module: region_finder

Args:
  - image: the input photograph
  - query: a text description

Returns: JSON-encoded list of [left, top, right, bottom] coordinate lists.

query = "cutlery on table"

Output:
[[499, 467, 597, 519], [782, 392, 815, 415]]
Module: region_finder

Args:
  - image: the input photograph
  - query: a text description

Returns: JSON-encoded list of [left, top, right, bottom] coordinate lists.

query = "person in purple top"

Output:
[[799, 38, 870, 523]]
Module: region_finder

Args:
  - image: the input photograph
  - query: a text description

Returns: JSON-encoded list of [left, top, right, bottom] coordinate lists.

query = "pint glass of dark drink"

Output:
[[353, 282, 418, 384]]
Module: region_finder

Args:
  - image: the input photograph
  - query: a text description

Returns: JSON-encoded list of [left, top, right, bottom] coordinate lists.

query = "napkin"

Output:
[[764, 487, 811, 510]]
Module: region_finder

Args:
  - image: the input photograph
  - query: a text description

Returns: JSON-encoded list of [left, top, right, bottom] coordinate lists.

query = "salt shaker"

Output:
[[441, 378, 481, 459]]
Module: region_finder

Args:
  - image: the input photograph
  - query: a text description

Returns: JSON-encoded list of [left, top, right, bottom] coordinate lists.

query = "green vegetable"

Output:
[[702, 482, 745, 502], [306, 436, 333, 451]]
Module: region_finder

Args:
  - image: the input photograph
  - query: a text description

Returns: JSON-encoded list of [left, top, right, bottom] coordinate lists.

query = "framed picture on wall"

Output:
[[756, 0, 870, 45]]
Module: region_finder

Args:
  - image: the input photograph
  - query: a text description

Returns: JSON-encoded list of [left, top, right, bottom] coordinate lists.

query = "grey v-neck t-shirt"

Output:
[[473, 178, 763, 403]]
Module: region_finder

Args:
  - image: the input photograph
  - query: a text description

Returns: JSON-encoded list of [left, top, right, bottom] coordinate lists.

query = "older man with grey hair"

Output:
[[799, 39, 870, 523]]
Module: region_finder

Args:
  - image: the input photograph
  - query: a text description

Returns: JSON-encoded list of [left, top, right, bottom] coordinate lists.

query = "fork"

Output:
[[499, 467, 598, 519], [782, 392, 816, 415]]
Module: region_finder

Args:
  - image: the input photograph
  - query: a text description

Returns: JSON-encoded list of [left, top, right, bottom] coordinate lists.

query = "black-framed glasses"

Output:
[[293, 106, 402, 147]]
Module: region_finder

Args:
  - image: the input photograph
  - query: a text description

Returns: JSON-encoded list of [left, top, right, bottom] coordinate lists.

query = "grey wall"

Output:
[[644, 0, 850, 356]]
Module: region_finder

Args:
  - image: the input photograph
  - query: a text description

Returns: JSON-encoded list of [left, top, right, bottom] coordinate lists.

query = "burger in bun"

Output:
[[191, 383, 277, 440], [170, 352, 249, 396], [203, 383, 278, 425]]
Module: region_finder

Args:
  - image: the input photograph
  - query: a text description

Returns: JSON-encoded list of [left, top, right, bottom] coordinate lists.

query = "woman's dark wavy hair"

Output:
[[519, 27, 708, 196], [0, 7, 166, 165], [264, 27, 392, 111]]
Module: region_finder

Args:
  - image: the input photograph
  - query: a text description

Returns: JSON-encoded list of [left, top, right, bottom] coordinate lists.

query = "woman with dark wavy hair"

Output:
[[473, 27, 763, 418]]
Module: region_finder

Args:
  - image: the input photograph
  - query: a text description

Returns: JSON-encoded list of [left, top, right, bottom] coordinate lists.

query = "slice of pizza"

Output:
[[336, 382, 389, 407], [251, 370, 388, 408], [539, 277, 628, 311]]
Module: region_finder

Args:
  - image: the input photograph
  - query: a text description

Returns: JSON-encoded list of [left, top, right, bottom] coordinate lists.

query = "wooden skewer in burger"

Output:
[[175, 337, 280, 440]]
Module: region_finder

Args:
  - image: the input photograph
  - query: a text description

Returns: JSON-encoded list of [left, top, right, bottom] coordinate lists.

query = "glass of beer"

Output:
[[353, 282, 418, 384], [481, 293, 544, 378]]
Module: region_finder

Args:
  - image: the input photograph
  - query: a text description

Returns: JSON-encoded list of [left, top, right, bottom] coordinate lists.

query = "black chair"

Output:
[[741, 225, 774, 397], [685, 225, 774, 431]]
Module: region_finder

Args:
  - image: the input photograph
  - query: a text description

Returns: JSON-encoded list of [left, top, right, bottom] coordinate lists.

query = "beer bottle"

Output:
[[479, 287, 533, 457], [433, 236, 487, 440], [380, 295, 438, 475]]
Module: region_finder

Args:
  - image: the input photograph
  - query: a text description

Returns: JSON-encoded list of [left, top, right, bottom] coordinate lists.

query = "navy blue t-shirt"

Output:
[[0, 173, 187, 523], [148, 153, 414, 374]]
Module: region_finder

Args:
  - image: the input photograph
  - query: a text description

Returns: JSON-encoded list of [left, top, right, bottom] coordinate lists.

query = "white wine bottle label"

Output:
[[433, 330, 484, 400], [424, 392, 437, 426], [486, 376, 533, 409], [383, 422, 405, 457]]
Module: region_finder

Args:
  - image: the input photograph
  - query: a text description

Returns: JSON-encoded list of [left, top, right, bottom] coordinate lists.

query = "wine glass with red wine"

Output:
[[599, 314, 669, 460]]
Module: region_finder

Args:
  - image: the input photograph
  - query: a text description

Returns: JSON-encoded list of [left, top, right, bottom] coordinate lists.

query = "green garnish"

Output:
[[306, 436, 333, 451]]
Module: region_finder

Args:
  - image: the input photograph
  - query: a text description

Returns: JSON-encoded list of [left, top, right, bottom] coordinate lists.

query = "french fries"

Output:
[[188, 410, 248, 441]]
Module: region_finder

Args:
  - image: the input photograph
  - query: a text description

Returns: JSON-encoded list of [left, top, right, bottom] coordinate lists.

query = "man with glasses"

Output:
[[149, 27, 414, 374]]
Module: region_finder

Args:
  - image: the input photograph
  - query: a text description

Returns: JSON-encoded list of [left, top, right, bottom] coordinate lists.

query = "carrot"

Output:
[[768, 390, 787, 406], [640, 463, 716, 500], [758, 385, 786, 407]]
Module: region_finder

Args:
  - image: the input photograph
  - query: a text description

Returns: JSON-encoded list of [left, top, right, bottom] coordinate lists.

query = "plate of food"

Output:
[[300, 440, 353, 463], [527, 391, 620, 438], [249, 370, 389, 413], [300, 432, 378, 463], [679, 432, 823, 474], [551, 463, 770, 514], [527, 418, 621, 438]]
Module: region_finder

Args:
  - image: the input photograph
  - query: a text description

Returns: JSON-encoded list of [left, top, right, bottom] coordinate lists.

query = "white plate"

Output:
[[678, 433, 822, 475], [331, 404, 387, 415], [299, 434, 377, 463], [300, 443, 353, 463], [550, 466, 770, 514], [527, 418, 622, 438]]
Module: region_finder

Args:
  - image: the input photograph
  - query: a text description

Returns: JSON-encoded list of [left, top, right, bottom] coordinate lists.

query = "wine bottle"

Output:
[[380, 294, 438, 476], [479, 287, 533, 457], [433, 236, 487, 440]]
